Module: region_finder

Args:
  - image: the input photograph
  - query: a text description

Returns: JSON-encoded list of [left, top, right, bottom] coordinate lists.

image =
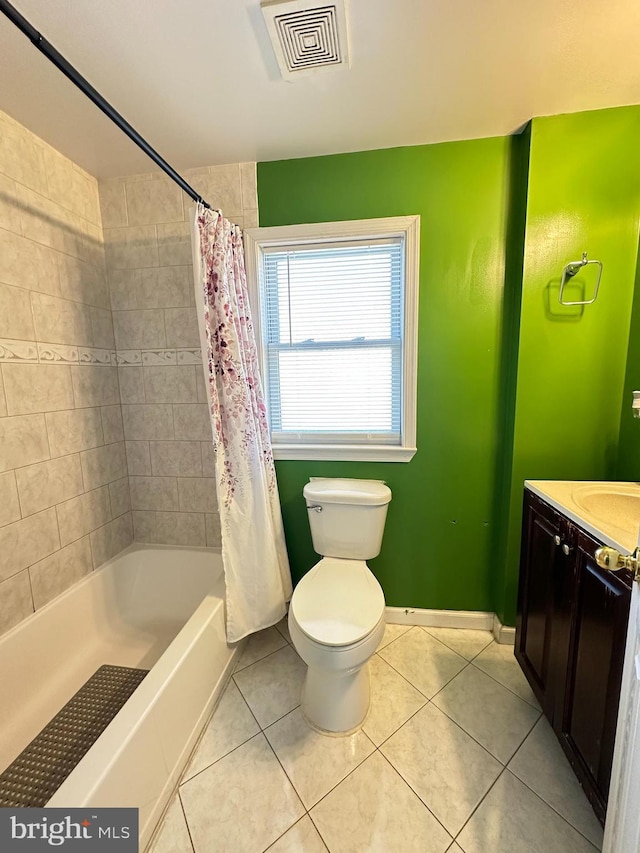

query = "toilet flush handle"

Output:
[[306, 504, 323, 512]]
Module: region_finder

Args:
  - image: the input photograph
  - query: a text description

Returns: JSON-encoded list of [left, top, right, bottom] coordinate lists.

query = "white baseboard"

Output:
[[385, 607, 494, 631], [384, 606, 516, 644], [492, 615, 516, 645]]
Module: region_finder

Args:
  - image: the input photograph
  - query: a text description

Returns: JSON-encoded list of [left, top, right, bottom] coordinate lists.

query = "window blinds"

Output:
[[261, 238, 404, 444]]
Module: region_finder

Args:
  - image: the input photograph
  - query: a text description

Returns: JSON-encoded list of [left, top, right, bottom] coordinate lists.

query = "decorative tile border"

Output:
[[142, 349, 176, 366], [115, 350, 142, 366], [38, 343, 79, 364], [177, 348, 202, 365], [0, 340, 125, 366], [0, 338, 39, 363], [78, 347, 113, 366]]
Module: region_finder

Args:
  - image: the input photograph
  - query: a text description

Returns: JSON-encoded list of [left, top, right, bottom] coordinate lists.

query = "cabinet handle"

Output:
[[554, 535, 561, 546], [562, 543, 572, 555]]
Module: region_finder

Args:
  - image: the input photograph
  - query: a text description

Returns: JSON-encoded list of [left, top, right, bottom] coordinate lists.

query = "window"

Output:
[[244, 216, 419, 462]]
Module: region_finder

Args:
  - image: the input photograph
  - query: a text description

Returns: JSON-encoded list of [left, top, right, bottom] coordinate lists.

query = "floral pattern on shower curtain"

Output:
[[194, 205, 292, 643]]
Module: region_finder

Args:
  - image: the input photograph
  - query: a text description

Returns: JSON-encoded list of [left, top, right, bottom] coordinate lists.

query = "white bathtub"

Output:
[[0, 543, 239, 850]]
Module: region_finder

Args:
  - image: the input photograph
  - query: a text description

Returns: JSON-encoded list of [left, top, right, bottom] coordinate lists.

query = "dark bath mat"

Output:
[[0, 664, 148, 808]]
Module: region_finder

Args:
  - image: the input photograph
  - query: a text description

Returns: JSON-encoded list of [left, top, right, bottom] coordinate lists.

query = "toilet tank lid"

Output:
[[304, 478, 391, 506]]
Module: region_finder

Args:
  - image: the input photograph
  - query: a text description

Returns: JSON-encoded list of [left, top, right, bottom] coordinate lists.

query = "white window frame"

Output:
[[244, 215, 419, 462]]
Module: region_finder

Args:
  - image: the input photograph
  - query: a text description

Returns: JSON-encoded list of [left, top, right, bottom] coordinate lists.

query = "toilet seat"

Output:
[[291, 557, 385, 647]]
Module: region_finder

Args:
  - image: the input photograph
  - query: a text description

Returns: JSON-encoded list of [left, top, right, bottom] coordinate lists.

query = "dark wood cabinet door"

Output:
[[515, 492, 573, 720], [559, 531, 632, 822]]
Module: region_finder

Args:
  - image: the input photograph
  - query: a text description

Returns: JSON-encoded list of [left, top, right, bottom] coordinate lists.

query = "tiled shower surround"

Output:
[[0, 107, 258, 636], [0, 109, 130, 635], [100, 165, 258, 549]]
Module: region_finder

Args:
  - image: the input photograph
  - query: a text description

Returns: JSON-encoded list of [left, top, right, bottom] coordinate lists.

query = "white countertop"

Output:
[[525, 480, 640, 555]]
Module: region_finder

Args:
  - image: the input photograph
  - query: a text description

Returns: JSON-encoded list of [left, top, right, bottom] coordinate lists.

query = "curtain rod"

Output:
[[0, 0, 211, 209]]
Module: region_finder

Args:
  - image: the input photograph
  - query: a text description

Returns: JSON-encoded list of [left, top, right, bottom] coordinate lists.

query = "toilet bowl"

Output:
[[288, 478, 392, 734], [289, 557, 386, 733]]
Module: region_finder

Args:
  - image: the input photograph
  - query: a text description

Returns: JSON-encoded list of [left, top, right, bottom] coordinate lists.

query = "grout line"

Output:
[[506, 756, 603, 848], [376, 749, 455, 844], [468, 659, 542, 710], [176, 789, 196, 853]]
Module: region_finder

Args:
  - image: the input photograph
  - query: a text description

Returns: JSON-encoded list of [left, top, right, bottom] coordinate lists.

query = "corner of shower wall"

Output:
[[98, 162, 258, 551], [0, 108, 133, 638]]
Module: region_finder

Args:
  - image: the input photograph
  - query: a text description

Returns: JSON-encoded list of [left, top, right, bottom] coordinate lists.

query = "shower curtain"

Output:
[[192, 204, 292, 642]]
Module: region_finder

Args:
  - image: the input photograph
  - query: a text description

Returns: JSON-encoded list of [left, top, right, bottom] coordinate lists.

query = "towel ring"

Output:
[[558, 252, 603, 306]]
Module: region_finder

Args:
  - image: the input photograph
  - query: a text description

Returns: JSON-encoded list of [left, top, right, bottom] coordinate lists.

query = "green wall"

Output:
[[257, 105, 640, 624], [258, 138, 512, 611], [498, 106, 640, 624]]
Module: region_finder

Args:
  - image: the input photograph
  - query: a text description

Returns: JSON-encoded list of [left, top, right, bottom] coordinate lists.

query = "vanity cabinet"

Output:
[[515, 489, 632, 824]]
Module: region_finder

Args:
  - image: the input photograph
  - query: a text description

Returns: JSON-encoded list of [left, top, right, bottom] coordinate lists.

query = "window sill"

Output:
[[272, 444, 417, 462]]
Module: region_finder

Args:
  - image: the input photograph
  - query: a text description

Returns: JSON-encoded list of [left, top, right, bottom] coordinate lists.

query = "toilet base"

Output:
[[302, 663, 370, 735]]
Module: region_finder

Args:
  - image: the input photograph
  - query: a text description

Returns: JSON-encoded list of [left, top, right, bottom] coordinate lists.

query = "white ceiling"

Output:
[[0, 0, 638, 179]]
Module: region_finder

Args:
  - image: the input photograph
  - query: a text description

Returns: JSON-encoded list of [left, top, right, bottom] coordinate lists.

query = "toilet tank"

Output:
[[303, 478, 392, 560]]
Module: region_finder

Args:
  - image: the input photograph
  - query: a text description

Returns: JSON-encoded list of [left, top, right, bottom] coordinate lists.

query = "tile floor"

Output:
[[150, 621, 604, 853]]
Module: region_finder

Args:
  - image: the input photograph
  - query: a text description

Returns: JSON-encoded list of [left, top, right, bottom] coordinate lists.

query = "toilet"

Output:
[[288, 477, 392, 734]]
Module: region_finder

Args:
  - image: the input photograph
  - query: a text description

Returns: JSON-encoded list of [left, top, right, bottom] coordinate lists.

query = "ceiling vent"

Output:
[[261, 0, 350, 81]]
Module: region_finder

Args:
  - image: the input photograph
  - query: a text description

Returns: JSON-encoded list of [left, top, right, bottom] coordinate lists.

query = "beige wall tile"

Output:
[[143, 365, 197, 403], [0, 412, 49, 472], [117, 366, 144, 404], [0, 369, 6, 417], [150, 440, 202, 477], [239, 162, 258, 211], [0, 507, 60, 581], [3, 364, 74, 415], [56, 485, 111, 547], [31, 292, 93, 346], [201, 441, 216, 478], [243, 209, 259, 229], [0, 471, 21, 527], [164, 307, 199, 348], [101, 404, 124, 444], [0, 571, 34, 636], [17, 185, 86, 259], [105, 225, 158, 270], [205, 512, 222, 548], [98, 180, 128, 229], [122, 404, 173, 440], [0, 173, 22, 233], [109, 476, 131, 517], [45, 407, 103, 457], [132, 510, 157, 542], [29, 535, 92, 609], [178, 477, 217, 513], [113, 309, 166, 349], [109, 269, 140, 310], [125, 178, 183, 226], [129, 476, 179, 511], [0, 282, 36, 340], [0, 230, 60, 297], [90, 512, 133, 569], [71, 365, 119, 407], [57, 253, 109, 309], [157, 222, 192, 266], [155, 511, 206, 546], [196, 165, 243, 217], [173, 404, 213, 441], [43, 147, 95, 222], [83, 221, 106, 268], [139, 266, 192, 308], [0, 116, 48, 194], [125, 440, 151, 476], [16, 454, 84, 517], [196, 366, 208, 403], [80, 441, 127, 490], [90, 307, 115, 349]]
